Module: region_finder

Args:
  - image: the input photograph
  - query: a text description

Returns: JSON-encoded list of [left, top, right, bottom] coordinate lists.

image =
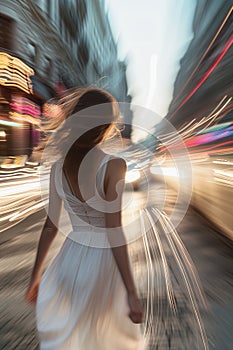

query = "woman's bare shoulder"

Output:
[[106, 155, 127, 177]]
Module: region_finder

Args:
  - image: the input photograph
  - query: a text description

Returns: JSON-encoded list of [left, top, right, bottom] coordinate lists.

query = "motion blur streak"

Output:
[[160, 96, 232, 149], [0, 168, 49, 232], [161, 96, 233, 154], [189, 141, 233, 155], [185, 126, 233, 148], [170, 34, 233, 119], [138, 208, 208, 349], [214, 169, 233, 187], [172, 6, 233, 104]]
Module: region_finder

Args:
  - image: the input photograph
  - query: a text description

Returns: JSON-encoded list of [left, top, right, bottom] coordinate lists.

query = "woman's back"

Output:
[[62, 148, 109, 203], [53, 151, 126, 247]]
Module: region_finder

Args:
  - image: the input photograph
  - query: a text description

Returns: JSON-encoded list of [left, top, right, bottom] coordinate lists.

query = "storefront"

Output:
[[0, 52, 42, 165]]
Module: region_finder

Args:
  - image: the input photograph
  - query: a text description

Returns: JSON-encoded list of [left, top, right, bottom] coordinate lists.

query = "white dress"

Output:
[[36, 154, 147, 350]]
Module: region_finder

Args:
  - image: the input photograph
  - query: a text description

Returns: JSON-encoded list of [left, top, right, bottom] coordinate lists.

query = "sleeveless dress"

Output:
[[36, 154, 147, 350]]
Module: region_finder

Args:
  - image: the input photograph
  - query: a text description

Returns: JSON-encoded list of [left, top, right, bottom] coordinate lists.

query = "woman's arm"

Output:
[[104, 158, 143, 323], [26, 164, 62, 303], [29, 217, 59, 280]]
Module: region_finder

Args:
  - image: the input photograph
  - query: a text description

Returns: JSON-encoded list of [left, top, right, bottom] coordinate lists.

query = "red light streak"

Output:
[[170, 34, 233, 119], [189, 140, 233, 153], [172, 6, 233, 104]]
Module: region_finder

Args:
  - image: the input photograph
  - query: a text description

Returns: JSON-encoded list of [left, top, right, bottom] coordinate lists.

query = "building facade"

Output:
[[0, 0, 131, 161], [165, 0, 233, 129], [75, 0, 133, 137]]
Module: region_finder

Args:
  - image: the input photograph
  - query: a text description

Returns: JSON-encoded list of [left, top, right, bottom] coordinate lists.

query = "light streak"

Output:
[[189, 141, 233, 154], [0, 168, 49, 233], [213, 168, 233, 187], [125, 169, 141, 183], [150, 166, 179, 177], [139, 208, 209, 349], [9, 201, 46, 221], [0, 119, 23, 127], [160, 97, 232, 152], [9, 95, 41, 125], [0, 52, 34, 94], [172, 6, 233, 105], [185, 125, 233, 148], [11, 96, 40, 117], [214, 169, 233, 178], [9, 112, 41, 125], [160, 96, 230, 146], [170, 34, 233, 118], [213, 160, 233, 165], [197, 122, 232, 135]]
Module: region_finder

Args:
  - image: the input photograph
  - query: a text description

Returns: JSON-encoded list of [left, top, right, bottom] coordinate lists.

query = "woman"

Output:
[[26, 88, 146, 349]]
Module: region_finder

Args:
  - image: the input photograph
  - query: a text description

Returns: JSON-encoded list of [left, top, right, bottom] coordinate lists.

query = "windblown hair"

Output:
[[41, 87, 121, 163]]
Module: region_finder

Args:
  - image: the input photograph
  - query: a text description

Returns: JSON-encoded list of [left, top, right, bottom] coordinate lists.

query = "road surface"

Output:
[[0, 185, 232, 349]]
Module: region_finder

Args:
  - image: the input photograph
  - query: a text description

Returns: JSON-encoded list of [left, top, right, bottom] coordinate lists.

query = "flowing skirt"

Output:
[[36, 235, 147, 350]]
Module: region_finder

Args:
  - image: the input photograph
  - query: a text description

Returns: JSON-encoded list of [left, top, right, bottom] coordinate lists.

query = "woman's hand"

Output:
[[127, 292, 143, 324], [25, 275, 40, 304]]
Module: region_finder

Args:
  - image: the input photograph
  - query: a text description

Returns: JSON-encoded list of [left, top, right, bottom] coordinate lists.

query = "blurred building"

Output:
[[0, 0, 131, 161], [166, 0, 233, 129], [76, 0, 133, 137], [162, 1, 233, 239]]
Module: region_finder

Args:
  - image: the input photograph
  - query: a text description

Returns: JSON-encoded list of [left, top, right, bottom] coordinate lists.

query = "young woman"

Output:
[[26, 88, 146, 349]]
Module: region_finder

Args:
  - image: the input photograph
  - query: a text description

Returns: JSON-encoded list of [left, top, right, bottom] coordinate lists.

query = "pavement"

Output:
[[0, 186, 233, 350]]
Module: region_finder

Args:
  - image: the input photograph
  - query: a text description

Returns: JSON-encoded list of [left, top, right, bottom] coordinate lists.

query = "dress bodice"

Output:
[[54, 153, 111, 233]]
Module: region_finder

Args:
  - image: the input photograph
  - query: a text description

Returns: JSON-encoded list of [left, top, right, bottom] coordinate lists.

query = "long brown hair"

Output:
[[46, 87, 120, 150], [41, 87, 121, 169]]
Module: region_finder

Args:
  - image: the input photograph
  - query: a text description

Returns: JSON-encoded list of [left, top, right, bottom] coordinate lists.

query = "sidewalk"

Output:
[[0, 210, 62, 350], [0, 200, 233, 349]]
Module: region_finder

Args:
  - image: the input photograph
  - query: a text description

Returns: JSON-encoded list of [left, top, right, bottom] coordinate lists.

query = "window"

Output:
[[78, 41, 89, 66], [65, 27, 69, 42], [27, 42, 37, 62], [60, 18, 65, 37], [0, 88, 10, 114], [77, 0, 87, 23], [46, 0, 52, 19], [0, 101, 9, 114], [43, 57, 52, 76], [0, 130, 7, 142], [0, 15, 13, 50]]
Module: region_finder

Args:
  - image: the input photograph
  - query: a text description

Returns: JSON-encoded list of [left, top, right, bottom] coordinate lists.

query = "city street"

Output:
[[1, 1, 233, 349], [0, 184, 232, 350]]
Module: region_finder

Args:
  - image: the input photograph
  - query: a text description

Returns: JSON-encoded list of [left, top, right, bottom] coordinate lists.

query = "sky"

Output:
[[105, 0, 197, 138]]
